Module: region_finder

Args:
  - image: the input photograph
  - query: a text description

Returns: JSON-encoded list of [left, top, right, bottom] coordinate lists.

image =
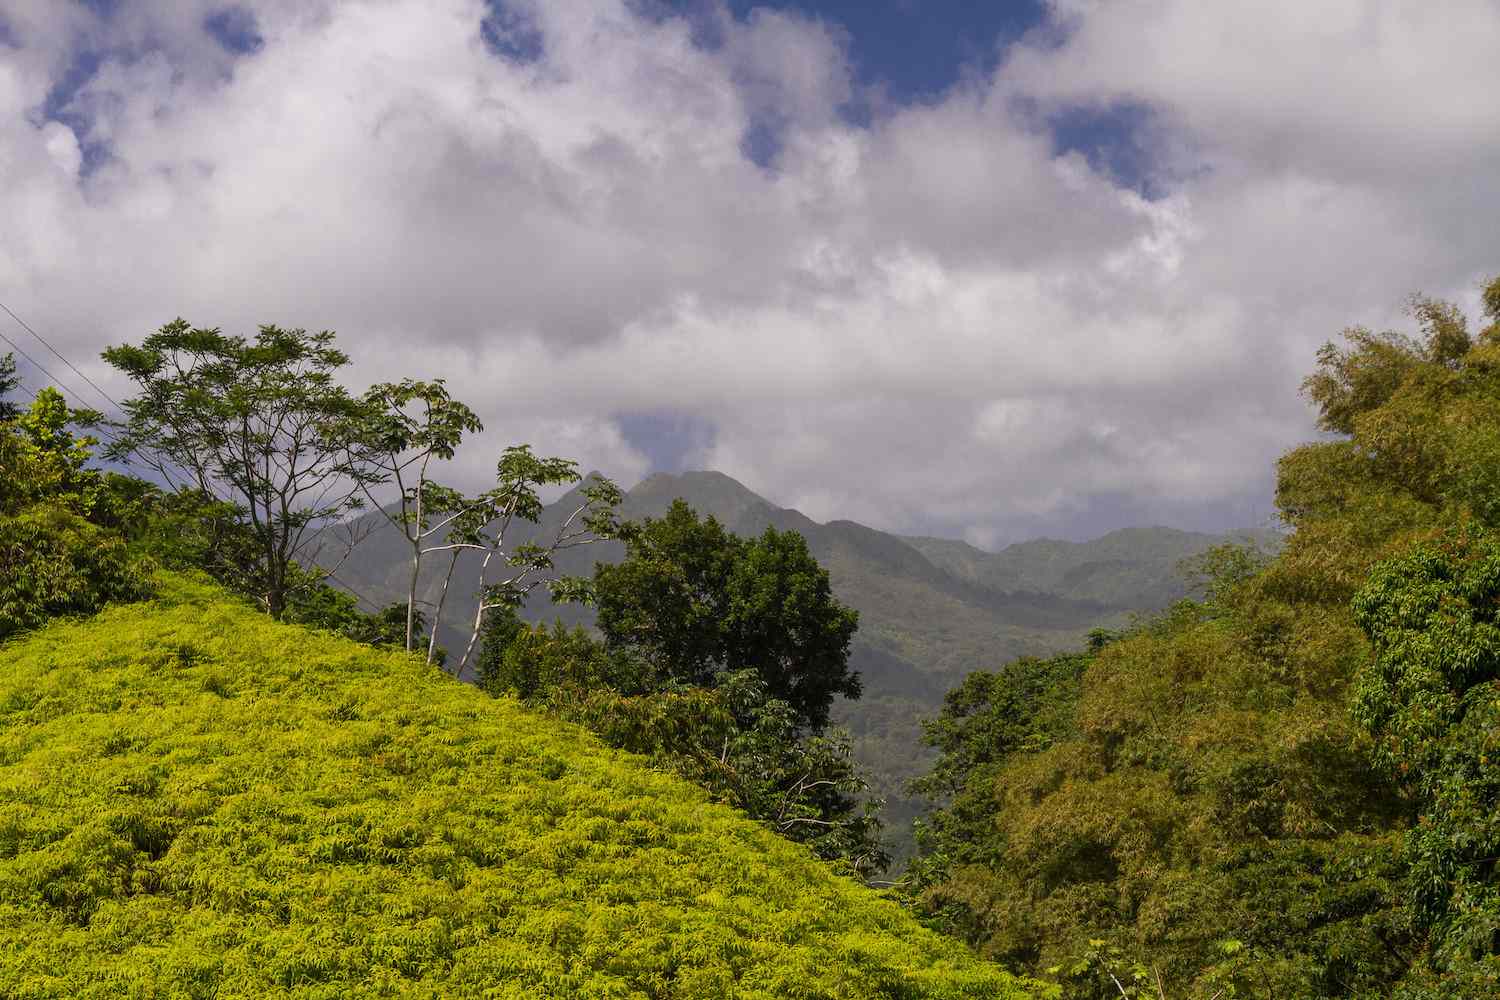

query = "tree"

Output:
[[103, 320, 371, 619], [0, 506, 153, 641], [0, 352, 20, 421], [5, 386, 104, 516], [907, 278, 1500, 998], [526, 500, 882, 874], [593, 500, 860, 731], [1, 390, 152, 641], [444, 447, 621, 678], [346, 379, 482, 655]]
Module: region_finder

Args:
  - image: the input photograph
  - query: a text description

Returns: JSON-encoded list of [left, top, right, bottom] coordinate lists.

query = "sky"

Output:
[[1, 1, 1498, 547]]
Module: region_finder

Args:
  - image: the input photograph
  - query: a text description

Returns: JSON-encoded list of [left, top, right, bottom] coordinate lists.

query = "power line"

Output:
[[0, 299, 125, 415], [2, 362, 131, 453], [0, 306, 401, 627], [0, 302, 201, 495], [0, 311, 126, 444], [0, 327, 82, 409]]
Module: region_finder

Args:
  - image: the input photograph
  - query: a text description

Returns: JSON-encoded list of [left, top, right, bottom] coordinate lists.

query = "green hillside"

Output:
[[0, 573, 1039, 999]]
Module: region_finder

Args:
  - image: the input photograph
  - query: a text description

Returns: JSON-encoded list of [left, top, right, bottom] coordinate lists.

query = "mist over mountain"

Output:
[[329, 470, 1271, 860]]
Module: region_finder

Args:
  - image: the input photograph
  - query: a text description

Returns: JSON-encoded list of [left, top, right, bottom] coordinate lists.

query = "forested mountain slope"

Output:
[[902, 525, 1273, 609], [0, 573, 1040, 999]]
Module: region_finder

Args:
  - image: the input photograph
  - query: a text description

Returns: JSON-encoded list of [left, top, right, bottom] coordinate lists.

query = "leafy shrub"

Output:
[[0, 505, 153, 641]]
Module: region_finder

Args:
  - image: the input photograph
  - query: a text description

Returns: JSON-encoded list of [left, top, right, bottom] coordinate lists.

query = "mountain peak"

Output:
[[631, 469, 759, 494]]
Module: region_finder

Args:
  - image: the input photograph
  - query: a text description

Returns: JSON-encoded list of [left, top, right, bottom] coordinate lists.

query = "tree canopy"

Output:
[[1352, 527, 1500, 995], [594, 500, 861, 731], [480, 499, 884, 876]]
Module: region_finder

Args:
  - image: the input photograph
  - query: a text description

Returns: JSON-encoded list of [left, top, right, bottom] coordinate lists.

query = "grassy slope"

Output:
[[0, 576, 1040, 1000]]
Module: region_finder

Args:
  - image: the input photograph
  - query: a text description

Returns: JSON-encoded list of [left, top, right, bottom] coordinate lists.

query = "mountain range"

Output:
[[328, 470, 1274, 862]]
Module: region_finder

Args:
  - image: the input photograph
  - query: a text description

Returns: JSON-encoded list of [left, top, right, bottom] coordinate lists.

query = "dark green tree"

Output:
[[594, 500, 860, 730], [0, 389, 152, 641], [0, 352, 20, 421]]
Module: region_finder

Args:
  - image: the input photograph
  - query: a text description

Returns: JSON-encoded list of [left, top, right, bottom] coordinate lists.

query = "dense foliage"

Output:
[[594, 500, 861, 731], [0, 367, 397, 652], [103, 321, 371, 620], [332, 467, 1252, 868], [1352, 528, 1500, 996], [0, 576, 1042, 999], [912, 279, 1500, 997], [0, 352, 19, 422], [1, 337, 1009, 991]]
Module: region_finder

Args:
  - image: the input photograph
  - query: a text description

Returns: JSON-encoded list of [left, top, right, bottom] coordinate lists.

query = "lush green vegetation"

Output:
[[0, 386, 154, 642], [910, 282, 1500, 997], [0, 574, 1042, 998], [11, 274, 1499, 997], [1351, 527, 1500, 996], [6, 323, 894, 877]]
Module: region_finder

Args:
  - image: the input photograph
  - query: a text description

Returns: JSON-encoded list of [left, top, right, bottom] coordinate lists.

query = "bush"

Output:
[[0, 505, 153, 641]]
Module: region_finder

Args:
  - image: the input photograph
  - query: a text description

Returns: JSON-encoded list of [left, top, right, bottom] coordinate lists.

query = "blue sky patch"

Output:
[[76, 0, 124, 19], [481, 0, 544, 64], [36, 47, 115, 177], [1049, 101, 1163, 199], [40, 47, 104, 123], [740, 114, 785, 169], [204, 6, 265, 56], [636, 1, 1160, 189], [727, 0, 1047, 101], [617, 411, 718, 473]]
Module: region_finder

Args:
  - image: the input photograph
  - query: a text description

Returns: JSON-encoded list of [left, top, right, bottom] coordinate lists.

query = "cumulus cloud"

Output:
[[0, 0, 1495, 544]]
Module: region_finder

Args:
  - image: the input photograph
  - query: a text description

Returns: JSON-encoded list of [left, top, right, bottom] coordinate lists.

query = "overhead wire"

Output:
[[0, 299, 391, 617], [0, 298, 199, 495], [0, 300, 126, 415]]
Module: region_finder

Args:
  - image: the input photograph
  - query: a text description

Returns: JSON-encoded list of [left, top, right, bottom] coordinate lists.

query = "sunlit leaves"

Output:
[[0, 575, 1040, 998]]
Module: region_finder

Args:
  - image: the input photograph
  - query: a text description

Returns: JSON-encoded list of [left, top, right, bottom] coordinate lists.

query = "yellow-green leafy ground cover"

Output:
[[0, 575, 1041, 999]]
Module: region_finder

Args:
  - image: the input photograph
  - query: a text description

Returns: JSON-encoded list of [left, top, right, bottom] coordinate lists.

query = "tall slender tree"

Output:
[[443, 446, 621, 679], [347, 379, 482, 654], [0, 352, 21, 421]]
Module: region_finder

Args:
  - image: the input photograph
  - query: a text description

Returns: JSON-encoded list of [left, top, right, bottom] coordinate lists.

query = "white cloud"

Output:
[[0, 0, 1495, 544]]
